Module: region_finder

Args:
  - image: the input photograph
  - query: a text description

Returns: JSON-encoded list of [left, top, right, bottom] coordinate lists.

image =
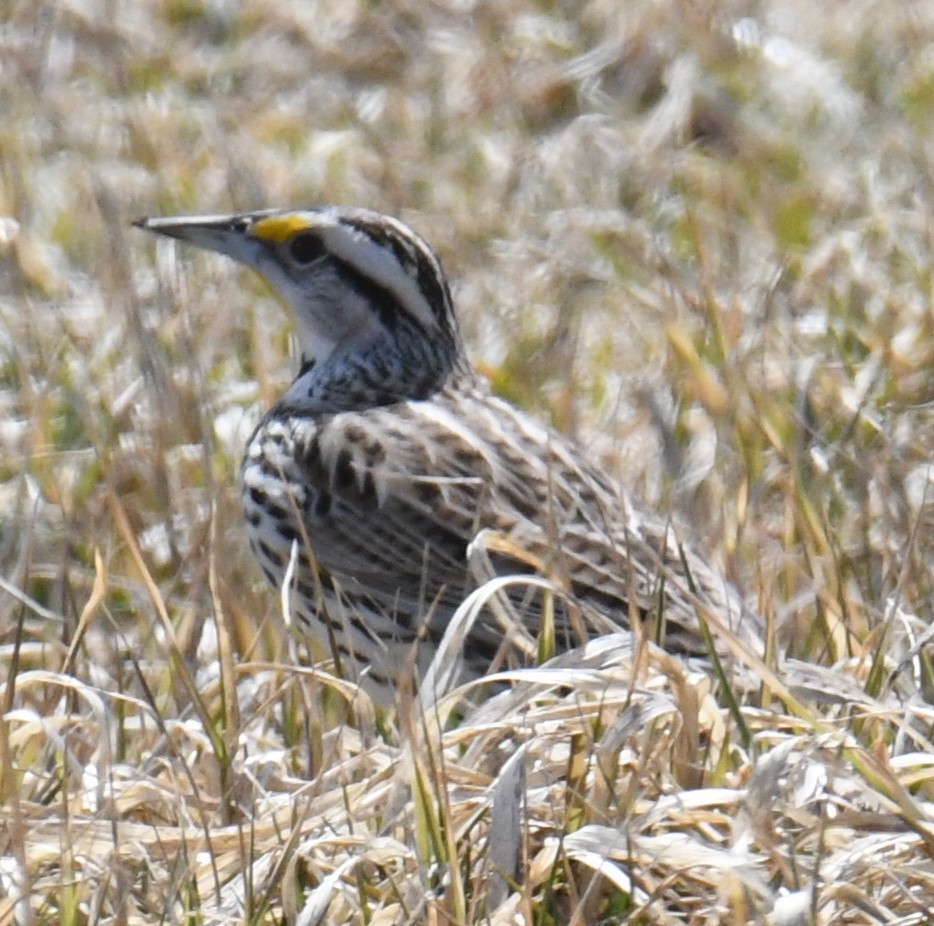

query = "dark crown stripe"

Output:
[[338, 216, 452, 331], [340, 217, 418, 268]]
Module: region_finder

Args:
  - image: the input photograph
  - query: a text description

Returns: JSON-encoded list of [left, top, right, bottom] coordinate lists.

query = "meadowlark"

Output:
[[135, 207, 760, 705]]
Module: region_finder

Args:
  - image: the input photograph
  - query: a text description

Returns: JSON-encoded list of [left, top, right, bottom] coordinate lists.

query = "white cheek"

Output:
[[296, 279, 382, 362], [255, 257, 386, 364]]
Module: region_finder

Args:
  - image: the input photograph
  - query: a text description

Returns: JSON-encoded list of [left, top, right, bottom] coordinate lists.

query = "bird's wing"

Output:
[[284, 387, 757, 661]]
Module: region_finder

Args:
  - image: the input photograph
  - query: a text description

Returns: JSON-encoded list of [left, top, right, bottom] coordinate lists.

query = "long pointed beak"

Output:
[[133, 210, 280, 266]]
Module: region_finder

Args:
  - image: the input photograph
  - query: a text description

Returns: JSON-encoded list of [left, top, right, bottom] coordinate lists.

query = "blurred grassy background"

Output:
[[3, 0, 934, 922]]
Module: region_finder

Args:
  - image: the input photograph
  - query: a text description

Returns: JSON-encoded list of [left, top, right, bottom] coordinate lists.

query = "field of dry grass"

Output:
[[4, 0, 934, 923]]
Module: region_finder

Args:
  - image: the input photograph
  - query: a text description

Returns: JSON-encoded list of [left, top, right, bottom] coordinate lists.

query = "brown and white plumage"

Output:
[[136, 206, 760, 704]]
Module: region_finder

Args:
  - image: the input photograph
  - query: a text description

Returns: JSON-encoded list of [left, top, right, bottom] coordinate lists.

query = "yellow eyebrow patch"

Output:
[[252, 214, 318, 243]]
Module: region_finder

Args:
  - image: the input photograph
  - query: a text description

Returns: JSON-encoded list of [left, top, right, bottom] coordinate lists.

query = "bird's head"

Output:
[[135, 206, 468, 408]]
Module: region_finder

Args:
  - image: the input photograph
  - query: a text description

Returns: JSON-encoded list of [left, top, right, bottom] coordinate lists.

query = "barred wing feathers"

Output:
[[264, 381, 754, 659]]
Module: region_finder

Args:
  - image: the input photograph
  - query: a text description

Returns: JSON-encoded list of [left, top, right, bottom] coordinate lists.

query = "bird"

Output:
[[134, 206, 760, 706]]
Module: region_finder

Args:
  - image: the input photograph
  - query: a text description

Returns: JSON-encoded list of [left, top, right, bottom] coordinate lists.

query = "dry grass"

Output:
[[4, 0, 934, 922]]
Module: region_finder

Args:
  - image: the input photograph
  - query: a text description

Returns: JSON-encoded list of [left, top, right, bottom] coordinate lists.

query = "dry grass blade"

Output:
[[488, 742, 527, 909]]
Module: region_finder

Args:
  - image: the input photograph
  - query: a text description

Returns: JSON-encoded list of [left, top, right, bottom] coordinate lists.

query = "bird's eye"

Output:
[[288, 232, 326, 265]]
